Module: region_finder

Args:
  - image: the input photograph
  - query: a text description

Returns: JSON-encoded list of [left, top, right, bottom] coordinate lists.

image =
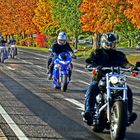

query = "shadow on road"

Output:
[[126, 132, 140, 140], [0, 71, 103, 140]]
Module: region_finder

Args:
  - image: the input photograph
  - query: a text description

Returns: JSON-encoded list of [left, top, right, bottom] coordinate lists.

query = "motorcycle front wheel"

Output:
[[61, 74, 68, 92], [110, 101, 127, 140], [0, 53, 4, 63], [11, 50, 15, 59]]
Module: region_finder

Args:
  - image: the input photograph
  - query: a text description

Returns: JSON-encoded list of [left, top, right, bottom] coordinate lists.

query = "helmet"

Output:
[[100, 32, 117, 49], [57, 31, 67, 45], [58, 31, 67, 36]]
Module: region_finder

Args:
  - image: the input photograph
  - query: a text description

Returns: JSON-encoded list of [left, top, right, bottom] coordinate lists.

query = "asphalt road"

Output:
[[0, 48, 140, 140]]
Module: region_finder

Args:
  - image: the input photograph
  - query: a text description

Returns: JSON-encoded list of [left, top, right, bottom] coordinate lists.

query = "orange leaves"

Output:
[[125, 0, 140, 29], [0, 0, 38, 35], [80, 0, 128, 34]]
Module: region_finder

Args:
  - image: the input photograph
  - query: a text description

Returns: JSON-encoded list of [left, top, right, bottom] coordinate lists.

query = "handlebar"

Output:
[[86, 66, 139, 73]]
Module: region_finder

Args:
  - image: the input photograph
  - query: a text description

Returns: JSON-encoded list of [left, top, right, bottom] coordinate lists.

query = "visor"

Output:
[[58, 40, 66, 45]]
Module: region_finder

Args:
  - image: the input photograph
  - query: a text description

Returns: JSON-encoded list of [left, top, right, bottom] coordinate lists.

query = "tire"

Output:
[[12, 52, 14, 59], [110, 101, 127, 140], [61, 74, 68, 92], [1, 53, 4, 63], [11, 49, 14, 59]]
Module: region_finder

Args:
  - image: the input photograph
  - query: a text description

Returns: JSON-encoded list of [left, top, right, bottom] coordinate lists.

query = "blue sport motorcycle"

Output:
[[52, 51, 74, 92]]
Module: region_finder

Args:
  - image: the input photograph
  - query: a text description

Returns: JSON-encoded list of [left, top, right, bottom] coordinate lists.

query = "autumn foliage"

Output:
[[36, 33, 47, 48], [0, 0, 38, 35], [124, 0, 140, 29], [0, 0, 139, 44], [33, 0, 59, 34], [80, 0, 129, 34]]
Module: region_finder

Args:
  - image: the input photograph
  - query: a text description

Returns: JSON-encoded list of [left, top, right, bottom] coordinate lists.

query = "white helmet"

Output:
[[58, 31, 67, 36], [57, 31, 67, 45]]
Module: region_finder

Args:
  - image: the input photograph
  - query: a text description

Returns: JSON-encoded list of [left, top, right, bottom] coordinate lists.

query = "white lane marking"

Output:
[[134, 97, 140, 102], [36, 66, 47, 71], [22, 60, 33, 65], [65, 98, 84, 111], [74, 69, 87, 74], [76, 80, 90, 85], [73, 62, 85, 67], [19, 50, 47, 58], [128, 75, 140, 81], [6, 66, 15, 71], [34, 57, 40, 60], [0, 105, 28, 140], [128, 84, 140, 89], [36, 65, 42, 69]]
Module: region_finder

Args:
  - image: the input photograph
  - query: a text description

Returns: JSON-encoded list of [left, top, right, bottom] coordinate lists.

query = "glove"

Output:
[[72, 54, 77, 59], [96, 65, 103, 71]]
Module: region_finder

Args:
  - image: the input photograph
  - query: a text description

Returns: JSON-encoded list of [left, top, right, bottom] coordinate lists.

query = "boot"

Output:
[[82, 112, 93, 126], [127, 112, 137, 126]]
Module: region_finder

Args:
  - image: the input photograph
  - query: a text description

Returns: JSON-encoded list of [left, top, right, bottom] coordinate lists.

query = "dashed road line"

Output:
[[6, 66, 15, 71]]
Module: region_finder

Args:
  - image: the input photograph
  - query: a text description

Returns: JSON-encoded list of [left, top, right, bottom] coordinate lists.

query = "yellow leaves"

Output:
[[33, 0, 59, 33]]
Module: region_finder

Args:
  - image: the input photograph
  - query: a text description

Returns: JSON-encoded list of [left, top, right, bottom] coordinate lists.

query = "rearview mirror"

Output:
[[73, 49, 77, 53], [48, 48, 52, 52]]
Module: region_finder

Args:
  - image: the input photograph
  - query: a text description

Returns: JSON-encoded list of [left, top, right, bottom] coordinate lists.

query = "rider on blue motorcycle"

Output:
[[83, 32, 137, 126], [47, 31, 74, 80]]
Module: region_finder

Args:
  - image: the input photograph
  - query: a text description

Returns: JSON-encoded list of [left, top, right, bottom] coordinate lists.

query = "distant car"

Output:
[[136, 44, 140, 50]]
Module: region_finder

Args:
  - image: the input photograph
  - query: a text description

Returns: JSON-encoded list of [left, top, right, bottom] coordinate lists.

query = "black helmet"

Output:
[[100, 32, 117, 49]]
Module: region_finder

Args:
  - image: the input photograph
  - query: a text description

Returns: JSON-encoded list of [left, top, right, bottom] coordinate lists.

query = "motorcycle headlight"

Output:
[[59, 60, 70, 65], [110, 76, 119, 84]]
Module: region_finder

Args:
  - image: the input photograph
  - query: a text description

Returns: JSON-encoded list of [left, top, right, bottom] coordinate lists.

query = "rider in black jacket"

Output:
[[47, 31, 73, 79], [83, 32, 137, 126]]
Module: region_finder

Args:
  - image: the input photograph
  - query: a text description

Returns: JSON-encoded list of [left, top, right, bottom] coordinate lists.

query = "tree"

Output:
[[80, 0, 129, 49], [115, 19, 140, 47], [53, 0, 82, 48], [125, 0, 140, 29], [33, 0, 59, 36], [0, 0, 38, 36]]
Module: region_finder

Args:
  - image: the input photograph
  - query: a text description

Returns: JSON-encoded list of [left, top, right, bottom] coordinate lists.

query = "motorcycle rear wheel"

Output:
[[110, 101, 127, 140]]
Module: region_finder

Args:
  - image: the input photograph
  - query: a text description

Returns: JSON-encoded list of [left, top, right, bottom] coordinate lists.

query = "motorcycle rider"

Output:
[[8, 38, 17, 55], [83, 32, 137, 126], [0, 36, 7, 46], [47, 31, 74, 80], [8, 38, 16, 45]]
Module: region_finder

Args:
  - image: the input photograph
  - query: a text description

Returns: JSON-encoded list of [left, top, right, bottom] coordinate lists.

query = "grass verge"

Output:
[[17, 46, 140, 64]]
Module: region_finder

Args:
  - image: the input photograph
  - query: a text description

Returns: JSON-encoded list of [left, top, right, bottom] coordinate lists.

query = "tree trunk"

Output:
[[75, 36, 78, 49], [128, 39, 132, 47], [92, 33, 101, 49]]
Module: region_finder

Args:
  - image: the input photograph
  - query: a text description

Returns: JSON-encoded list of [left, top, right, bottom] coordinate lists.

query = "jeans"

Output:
[[85, 80, 133, 113], [47, 57, 54, 75]]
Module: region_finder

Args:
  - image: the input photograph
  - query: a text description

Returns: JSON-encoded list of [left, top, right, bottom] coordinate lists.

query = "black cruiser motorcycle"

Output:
[[85, 62, 140, 140]]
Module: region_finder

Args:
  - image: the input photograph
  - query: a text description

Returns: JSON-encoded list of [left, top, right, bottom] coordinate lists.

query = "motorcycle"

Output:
[[85, 62, 140, 140], [0, 45, 8, 63], [9, 45, 17, 59], [52, 51, 76, 92]]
